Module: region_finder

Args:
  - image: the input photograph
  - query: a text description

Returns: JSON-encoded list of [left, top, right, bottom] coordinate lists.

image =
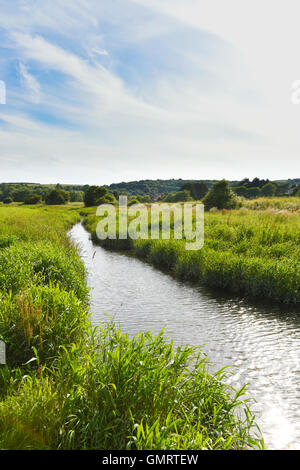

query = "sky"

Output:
[[0, 0, 300, 184]]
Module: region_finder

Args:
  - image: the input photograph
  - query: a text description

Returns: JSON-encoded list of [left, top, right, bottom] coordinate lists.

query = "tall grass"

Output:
[[242, 197, 300, 212], [82, 201, 300, 304], [0, 285, 89, 367], [0, 205, 264, 450], [0, 324, 264, 450]]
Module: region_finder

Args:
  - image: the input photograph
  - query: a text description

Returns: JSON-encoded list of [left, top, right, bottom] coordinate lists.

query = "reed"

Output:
[[0, 324, 264, 450], [83, 201, 300, 304]]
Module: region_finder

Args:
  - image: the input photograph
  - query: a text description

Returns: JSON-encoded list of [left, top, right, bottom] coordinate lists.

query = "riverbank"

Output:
[[0, 205, 264, 449], [82, 205, 300, 305]]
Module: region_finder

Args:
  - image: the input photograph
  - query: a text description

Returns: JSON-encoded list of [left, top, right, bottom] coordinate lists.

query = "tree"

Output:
[[69, 190, 84, 202], [84, 186, 115, 207], [202, 180, 238, 210], [10, 188, 31, 202], [247, 187, 261, 199], [293, 185, 300, 197], [180, 182, 208, 200], [233, 185, 249, 197], [248, 177, 269, 189], [45, 189, 70, 205], [24, 193, 42, 205], [128, 198, 140, 206], [163, 190, 193, 203], [275, 182, 290, 196], [113, 190, 120, 200], [3, 197, 13, 204], [261, 183, 276, 197]]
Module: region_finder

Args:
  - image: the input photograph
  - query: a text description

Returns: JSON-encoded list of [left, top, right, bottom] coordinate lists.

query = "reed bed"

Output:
[[83, 202, 300, 304]]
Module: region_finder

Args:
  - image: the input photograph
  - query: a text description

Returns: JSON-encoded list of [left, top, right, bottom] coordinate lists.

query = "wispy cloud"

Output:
[[0, 0, 299, 183], [19, 63, 41, 103]]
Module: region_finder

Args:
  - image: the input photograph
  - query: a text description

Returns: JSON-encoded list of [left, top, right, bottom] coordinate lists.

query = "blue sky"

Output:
[[0, 0, 300, 184]]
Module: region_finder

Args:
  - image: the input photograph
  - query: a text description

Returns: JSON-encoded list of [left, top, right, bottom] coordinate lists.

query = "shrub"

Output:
[[3, 197, 13, 205], [247, 187, 262, 199], [128, 198, 140, 206], [163, 190, 193, 203], [180, 181, 208, 200], [46, 189, 70, 205], [84, 186, 111, 207], [261, 183, 276, 197], [69, 191, 84, 202], [97, 194, 116, 205], [203, 180, 238, 210], [24, 193, 42, 205]]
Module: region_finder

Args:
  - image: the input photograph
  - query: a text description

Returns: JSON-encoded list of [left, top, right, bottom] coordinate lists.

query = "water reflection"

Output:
[[69, 223, 300, 450]]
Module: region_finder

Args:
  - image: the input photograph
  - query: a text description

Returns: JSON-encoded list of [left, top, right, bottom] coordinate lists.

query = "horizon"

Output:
[[1, 176, 300, 187]]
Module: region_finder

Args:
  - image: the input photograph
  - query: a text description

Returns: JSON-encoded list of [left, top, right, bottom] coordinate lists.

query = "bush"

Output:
[[180, 182, 209, 200], [97, 194, 116, 205], [3, 197, 13, 205], [24, 193, 42, 205], [261, 183, 276, 197], [163, 190, 193, 203], [84, 186, 113, 207], [69, 191, 84, 202], [128, 198, 140, 206], [247, 187, 261, 199], [203, 180, 238, 210], [46, 189, 70, 205]]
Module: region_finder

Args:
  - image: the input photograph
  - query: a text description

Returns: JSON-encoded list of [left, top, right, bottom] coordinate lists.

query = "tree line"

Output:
[[0, 183, 85, 205], [1, 178, 299, 206]]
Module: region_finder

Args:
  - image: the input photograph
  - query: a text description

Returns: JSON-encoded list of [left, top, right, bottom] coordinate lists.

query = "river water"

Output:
[[69, 223, 300, 450]]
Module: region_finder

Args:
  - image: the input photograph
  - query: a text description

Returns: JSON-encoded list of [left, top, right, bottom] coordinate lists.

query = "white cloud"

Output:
[[19, 63, 41, 103], [91, 48, 109, 57], [11, 32, 173, 121], [0, 1, 299, 183]]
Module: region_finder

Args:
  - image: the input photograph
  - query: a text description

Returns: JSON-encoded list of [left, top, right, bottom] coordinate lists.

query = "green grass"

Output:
[[82, 200, 300, 304], [0, 324, 264, 450], [0, 205, 264, 450], [242, 197, 300, 212]]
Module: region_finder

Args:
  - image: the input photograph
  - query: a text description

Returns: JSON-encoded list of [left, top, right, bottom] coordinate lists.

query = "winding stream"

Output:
[[70, 223, 300, 450]]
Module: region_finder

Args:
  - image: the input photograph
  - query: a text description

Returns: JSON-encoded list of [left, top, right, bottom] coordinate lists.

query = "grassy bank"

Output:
[[242, 197, 300, 212], [0, 205, 264, 449], [82, 201, 300, 304]]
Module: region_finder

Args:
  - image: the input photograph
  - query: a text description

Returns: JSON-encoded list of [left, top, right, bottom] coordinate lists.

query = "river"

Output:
[[69, 223, 300, 450]]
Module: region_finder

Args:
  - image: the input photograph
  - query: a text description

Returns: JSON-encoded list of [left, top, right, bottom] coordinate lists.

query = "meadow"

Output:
[[0, 204, 264, 450], [82, 199, 300, 304]]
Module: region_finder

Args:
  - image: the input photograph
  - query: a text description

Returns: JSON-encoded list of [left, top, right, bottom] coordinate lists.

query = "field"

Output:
[[82, 199, 300, 304], [0, 205, 264, 450], [242, 197, 300, 211]]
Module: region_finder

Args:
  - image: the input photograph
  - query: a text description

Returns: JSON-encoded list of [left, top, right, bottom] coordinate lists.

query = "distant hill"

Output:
[[106, 178, 300, 198], [106, 179, 219, 198]]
